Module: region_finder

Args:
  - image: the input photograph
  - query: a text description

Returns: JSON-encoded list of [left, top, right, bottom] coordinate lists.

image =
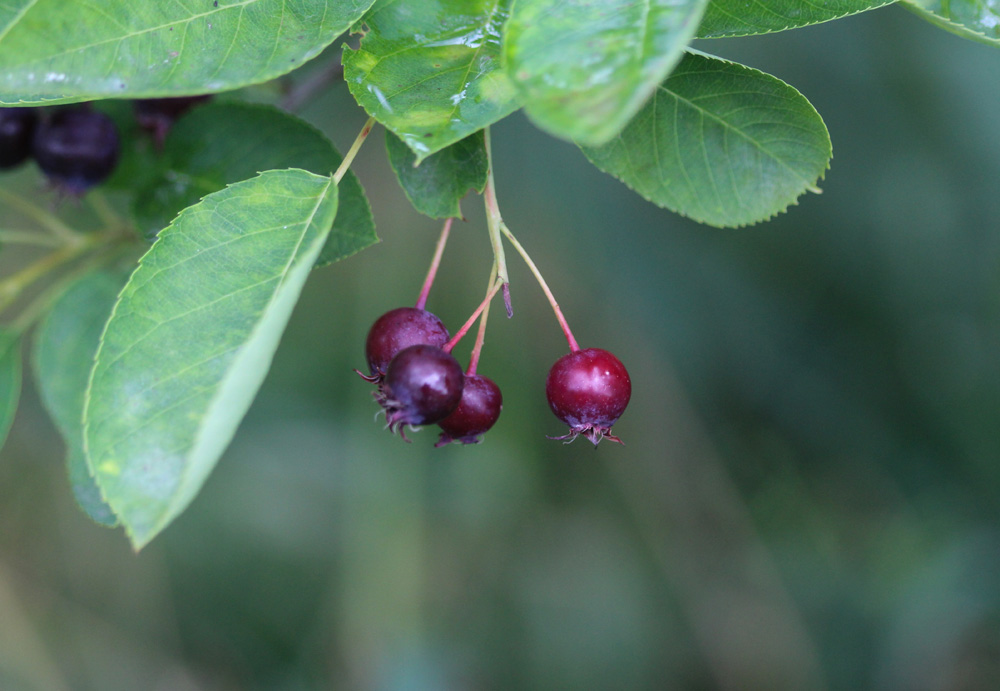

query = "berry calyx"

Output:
[[545, 348, 631, 446], [0, 108, 38, 170], [362, 307, 449, 381], [383, 345, 464, 436], [436, 374, 502, 446], [32, 107, 120, 194]]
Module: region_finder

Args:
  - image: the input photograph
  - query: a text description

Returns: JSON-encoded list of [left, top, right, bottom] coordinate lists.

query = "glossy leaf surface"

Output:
[[0, 329, 21, 453], [386, 130, 488, 219], [83, 169, 338, 548], [343, 0, 519, 162], [0, 0, 376, 104], [504, 0, 708, 146], [903, 1, 1000, 46], [582, 52, 831, 227], [133, 102, 376, 266], [697, 0, 895, 38], [34, 269, 130, 526]]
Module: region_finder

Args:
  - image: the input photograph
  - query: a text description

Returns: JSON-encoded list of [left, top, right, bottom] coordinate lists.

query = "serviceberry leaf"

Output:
[[902, 1, 1000, 46], [133, 101, 376, 267], [34, 269, 131, 527], [503, 0, 709, 147], [83, 169, 338, 549], [343, 0, 519, 162], [581, 51, 831, 228], [697, 0, 896, 38], [0, 329, 21, 453], [0, 0, 377, 104], [385, 130, 488, 219]]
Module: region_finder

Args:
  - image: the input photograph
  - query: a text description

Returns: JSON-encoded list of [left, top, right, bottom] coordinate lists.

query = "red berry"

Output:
[[363, 307, 449, 380], [546, 348, 631, 445], [32, 107, 120, 194], [436, 374, 502, 446], [0, 108, 38, 170], [383, 345, 464, 436]]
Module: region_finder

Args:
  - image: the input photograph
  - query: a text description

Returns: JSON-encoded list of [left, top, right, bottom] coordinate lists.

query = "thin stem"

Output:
[[333, 116, 376, 185], [415, 217, 453, 310], [466, 266, 497, 376], [0, 187, 79, 243], [500, 223, 580, 352], [0, 229, 63, 247], [443, 278, 503, 354], [483, 128, 511, 316], [0, 232, 109, 314], [87, 190, 124, 229]]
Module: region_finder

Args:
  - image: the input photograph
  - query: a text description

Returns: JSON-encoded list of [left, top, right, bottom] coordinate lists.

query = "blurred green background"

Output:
[[2, 6, 1000, 690]]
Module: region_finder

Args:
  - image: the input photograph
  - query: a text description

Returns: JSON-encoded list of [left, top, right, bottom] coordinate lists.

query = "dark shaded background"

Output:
[[2, 6, 999, 690]]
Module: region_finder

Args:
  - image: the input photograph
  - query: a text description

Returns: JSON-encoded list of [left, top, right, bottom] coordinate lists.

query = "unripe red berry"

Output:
[[436, 374, 502, 446], [546, 348, 631, 445]]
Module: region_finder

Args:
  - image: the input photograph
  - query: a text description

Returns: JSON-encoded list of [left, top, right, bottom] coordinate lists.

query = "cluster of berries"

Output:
[[0, 97, 208, 194], [360, 304, 631, 447]]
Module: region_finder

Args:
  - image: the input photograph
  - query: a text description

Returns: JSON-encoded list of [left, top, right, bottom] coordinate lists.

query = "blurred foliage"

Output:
[[2, 6, 1000, 690]]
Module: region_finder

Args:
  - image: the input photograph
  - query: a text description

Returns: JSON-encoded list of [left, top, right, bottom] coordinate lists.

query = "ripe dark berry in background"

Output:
[[364, 307, 449, 380], [383, 345, 464, 435], [32, 107, 120, 194], [133, 96, 211, 146], [546, 348, 631, 446], [436, 374, 502, 446], [0, 108, 38, 170]]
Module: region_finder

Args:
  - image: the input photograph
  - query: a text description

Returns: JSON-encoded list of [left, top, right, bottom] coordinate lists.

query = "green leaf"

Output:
[[133, 101, 376, 266], [385, 130, 488, 219], [902, 1, 1000, 46], [83, 169, 338, 549], [34, 269, 130, 526], [343, 0, 519, 162], [0, 0, 377, 104], [503, 0, 709, 147], [0, 1, 33, 41], [697, 0, 895, 38], [0, 329, 22, 453], [581, 51, 831, 228]]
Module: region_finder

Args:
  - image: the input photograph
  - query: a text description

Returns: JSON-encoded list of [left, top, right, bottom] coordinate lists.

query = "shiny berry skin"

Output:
[[32, 108, 120, 193], [436, 374, 502, 446], [0, 108, 38, 169], [383, 345, 464, 435], [546, 348, 631, 445], [364, 307, 449, 380]]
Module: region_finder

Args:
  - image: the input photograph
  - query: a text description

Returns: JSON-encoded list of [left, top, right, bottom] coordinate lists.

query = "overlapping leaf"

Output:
[[697, 0, 895, 38], [83, 169, 338, 549], [903, 1, 1000, 46], [582, 52, 831, 227], [504, 0, 708, 146], [0, 0, 376, 104], [34, 269, 131, 526], [133, 101, 376, 266], [343, 0, 519, 162], [386, 131, 488, 219], [0, 329, 21, 453]]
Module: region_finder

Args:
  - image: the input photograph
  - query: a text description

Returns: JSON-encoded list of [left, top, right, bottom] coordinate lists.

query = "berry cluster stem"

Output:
[[333, 116, 376, 185], [499, 223, 580, 352], [483, 128, 511, 317], [443, 278, 503, 354], [0, 187, 79, 244], [415, 217, 452, 311], [0, 231, 111, 314], [467, 267, 498, 375]]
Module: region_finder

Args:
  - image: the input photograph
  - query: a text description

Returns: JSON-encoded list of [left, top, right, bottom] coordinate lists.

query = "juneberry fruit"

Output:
[[0, 108, 38, 170], [436, 374, 502, 446], [32, 107, 120, 194], [546, 348, 631, 445], [133, 96, 211, 145], [363, 307, 449, 380], [383, 345, 464, 436]]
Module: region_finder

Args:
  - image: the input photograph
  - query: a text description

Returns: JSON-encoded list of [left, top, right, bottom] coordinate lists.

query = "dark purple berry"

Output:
[[32, 108, 120, 194], [0, 108, 38, 169], [363, 307, 449, 380], [436, 374, 502, 446], [546, 348, 631, 445], [383, 345, 464, 436], [133, 96, 211, 146]]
